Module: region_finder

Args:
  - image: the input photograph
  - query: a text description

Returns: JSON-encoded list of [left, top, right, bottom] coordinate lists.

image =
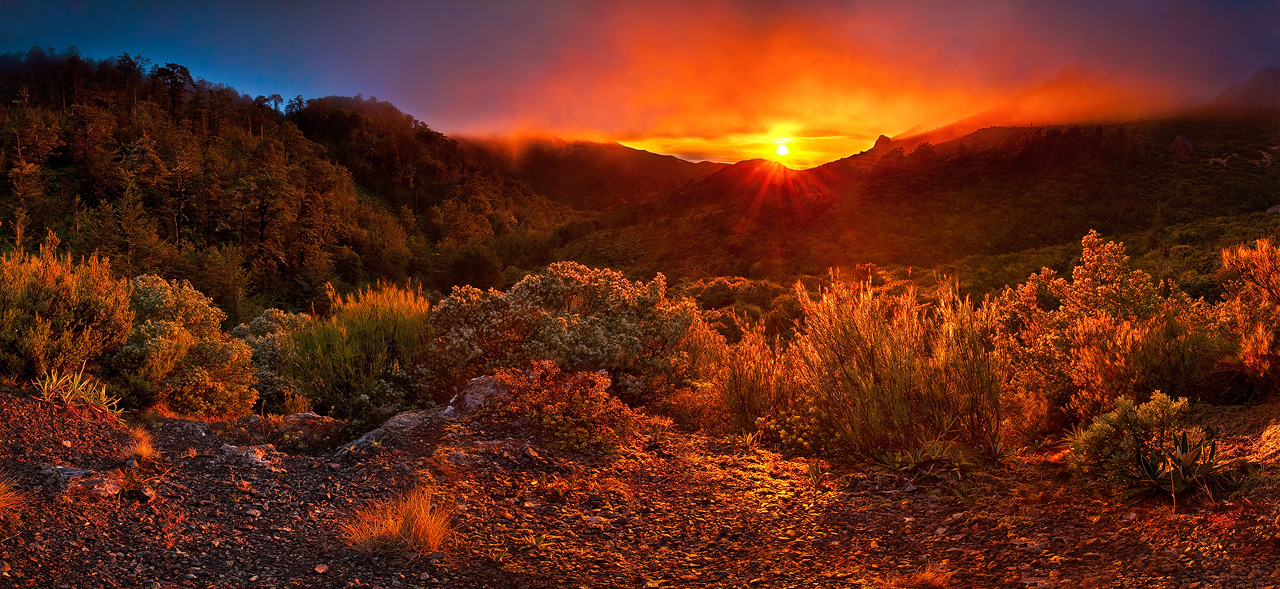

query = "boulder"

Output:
[[1267, 205, 1280, 214], [43, 465, 121, 498], [1171, 136, 1194, 163], [442, 376, 510, 418], [219, 443, 282, 469], [336, 410, 434, 455]]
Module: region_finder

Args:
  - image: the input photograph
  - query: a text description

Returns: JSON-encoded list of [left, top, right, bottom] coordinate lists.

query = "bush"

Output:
[[0, 237, 133, 379], [427, 262, 699, 406], [1068, 392, 1190, 482], [1219, 238, 1280, 392], [109, 275, 258, 418], [995, 231, 1236, 435], [285, 282, 431, 429], [768, 277, 1004, 457], [231, 309, 313, 413], [492, 361, 636, 453]]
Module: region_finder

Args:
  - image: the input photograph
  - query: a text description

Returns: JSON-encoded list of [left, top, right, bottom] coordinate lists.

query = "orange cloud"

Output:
[[429, 1, 1261, 167]]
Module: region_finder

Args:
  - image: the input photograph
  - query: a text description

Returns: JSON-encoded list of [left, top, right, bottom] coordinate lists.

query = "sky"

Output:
[[3, 0, 1279, 168]]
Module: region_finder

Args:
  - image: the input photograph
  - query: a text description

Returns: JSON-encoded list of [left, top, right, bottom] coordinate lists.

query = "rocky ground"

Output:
[[2, 383, 1280, 589]]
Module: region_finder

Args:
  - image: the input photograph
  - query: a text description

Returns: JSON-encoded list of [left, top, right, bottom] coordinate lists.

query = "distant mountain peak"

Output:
[[1215, 66, 1280, 108]]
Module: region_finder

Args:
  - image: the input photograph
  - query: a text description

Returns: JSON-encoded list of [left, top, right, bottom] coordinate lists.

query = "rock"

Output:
[[245, 509, 262, 517], [61, 440, 72, 448], [524, 447, 540, 460], [314, 564, 329, 574], [442, 376, 509, 418], [337, 410, 436, 455], [219, 444, 279, 468], [125, 486, 157, 503], [44, 465, 122, 498], [1268, 205, 1280, 214], [1172, 136, 1195, 163], [71, 476, 121, 498]]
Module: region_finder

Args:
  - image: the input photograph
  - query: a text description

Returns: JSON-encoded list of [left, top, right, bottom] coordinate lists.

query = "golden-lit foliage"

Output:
[[342, 487, 452, 555]]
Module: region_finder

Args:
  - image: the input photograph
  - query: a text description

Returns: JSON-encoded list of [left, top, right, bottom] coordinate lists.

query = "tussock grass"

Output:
[[791, 278, 1004, 454], [0, 476, 27, 528], [341, 487, 451, 555], [880, 562, 954, 588], [124, 425, 158, 461]]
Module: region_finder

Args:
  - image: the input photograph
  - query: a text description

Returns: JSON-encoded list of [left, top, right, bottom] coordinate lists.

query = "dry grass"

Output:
[[341, 487, 451, 555], [282, 390, 313, 415], [124, 425, 158, 461], [0, 476, 28, 527], [880, 562, 955, 589]]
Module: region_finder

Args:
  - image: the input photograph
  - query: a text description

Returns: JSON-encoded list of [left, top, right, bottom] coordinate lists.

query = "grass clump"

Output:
[[34, 368, 122, 419], [123, 425, 158, 462], [767, 278, 1003, 457], [0, 476, 26, 528], [285, 281, 431, 429], [342, 487, 451, 555], [492, 360, 636, 454], [879, 562, 954, 588]]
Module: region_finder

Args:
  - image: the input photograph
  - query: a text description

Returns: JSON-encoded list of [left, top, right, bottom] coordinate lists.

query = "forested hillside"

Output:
[[0, 48, 571, 323], [570, 110, 1280, 285]]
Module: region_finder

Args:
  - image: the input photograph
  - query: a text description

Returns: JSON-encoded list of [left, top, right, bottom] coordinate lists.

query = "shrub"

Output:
[[1219, 238, 1280, 392], [342, 487, 451, 555], [285, 282, 431, 429], [427, 262, 699, 406], [231, 309, 313, 413], [1068, 392, 1190, 482], [492, 361, 636, 453], [776, 277, 1004, 456], [0, 236, 133, 379], [108, 275, 258, 418], [996, 231, 1237, 435]]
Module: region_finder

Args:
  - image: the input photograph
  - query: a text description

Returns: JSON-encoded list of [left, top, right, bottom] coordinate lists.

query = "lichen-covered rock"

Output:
[[442, 376, 509, 418]]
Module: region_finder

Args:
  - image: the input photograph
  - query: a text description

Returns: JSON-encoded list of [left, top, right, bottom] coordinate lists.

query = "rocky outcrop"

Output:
[[336, 376, 510, 456], [1171, 136, 1194, 163]]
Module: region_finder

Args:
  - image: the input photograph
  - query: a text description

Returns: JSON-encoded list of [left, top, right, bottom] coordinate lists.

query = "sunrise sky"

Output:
[[5, 0, 1279, 168]]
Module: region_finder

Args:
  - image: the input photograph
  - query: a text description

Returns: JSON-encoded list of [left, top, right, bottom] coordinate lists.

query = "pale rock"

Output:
[[442, 376, 509, 418]]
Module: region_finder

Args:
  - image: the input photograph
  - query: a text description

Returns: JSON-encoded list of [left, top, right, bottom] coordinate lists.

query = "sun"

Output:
[[774, 138, 791, 157]]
